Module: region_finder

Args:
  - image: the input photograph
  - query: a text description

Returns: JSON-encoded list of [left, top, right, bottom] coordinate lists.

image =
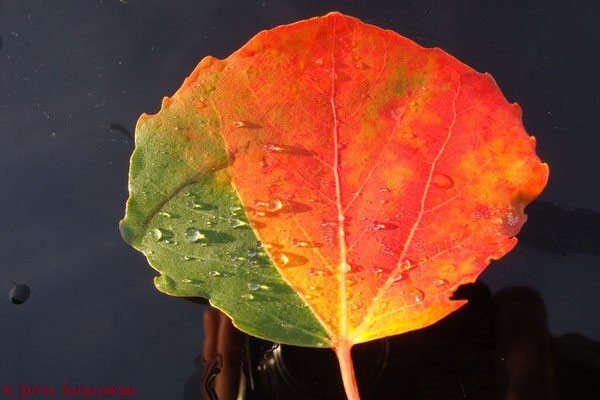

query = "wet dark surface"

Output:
[[1, 1, 598, 399]]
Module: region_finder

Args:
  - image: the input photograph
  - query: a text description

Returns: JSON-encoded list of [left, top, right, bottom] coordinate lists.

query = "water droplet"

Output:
[[181, 255, 192, 261], [320, 219, 329, 226], [161, 239, 172, 245], [372, 268, 382, 275], [182, 278, 192, 283], [273, 251, 289, 265], [256, 241, 264, 249], [342, 263, 351, 273], [400, 132, 416, 140], [354, 62, 363, 70], [228, 255, 238, 262], [409, 287, 425, 302], [371, 222, 386, 231], [183, 228, 204, 243], [491, 217, 503, 225], [186, 200, 202, 210], [392, 273, 404, 283], [280, 322, 287, 329], [229, 219, 247, 228], [158, 211, 172, 218], [247, 280, 260, 291], [263, 142, 282, 152], [432, 173, 454, 189], [148, 228, 163, 241], [379, 187, 391, 192], [194, 99, 206, 111], [241, 293, 254, 300], [350, 302, 362, 310], [308, 268, 317, 276], [398, 259, 413, 271], [346, 279, 357, 287], [265, 198, 282, 212], [209, 270, 221, 277], [315, 58, 323, 65], [147, 250, 154, 255], [233, 120, 245, 128], [248, 249, 257, 257], [433, 278, 447, 287]]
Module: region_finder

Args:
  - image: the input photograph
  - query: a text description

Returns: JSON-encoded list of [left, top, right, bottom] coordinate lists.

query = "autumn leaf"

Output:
[[120, 12, 548, 399]]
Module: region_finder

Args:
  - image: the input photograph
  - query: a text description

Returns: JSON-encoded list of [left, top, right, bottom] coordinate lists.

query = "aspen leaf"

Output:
[[120, 12, 548, 399]]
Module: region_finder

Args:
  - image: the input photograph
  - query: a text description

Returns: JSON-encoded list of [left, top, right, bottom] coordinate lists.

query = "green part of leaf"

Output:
[[120, 80, 330, 347]]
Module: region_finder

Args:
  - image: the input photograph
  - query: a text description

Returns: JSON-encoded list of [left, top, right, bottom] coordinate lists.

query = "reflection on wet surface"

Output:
[[195, 281, 599, 399]]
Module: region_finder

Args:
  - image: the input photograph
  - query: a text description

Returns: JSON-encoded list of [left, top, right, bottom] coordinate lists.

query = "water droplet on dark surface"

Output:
[[9, 281, 30, 305]]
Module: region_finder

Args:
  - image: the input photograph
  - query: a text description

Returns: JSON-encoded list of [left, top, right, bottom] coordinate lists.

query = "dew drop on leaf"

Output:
[[158, 211, 172, 217], [248, 249, 257, 257], [182, 278, 192, 283], [433, 278, 447, 287], [233, 120, 245, 128], [148, 228, 163, 241], [256, 241, 264, 249], [371, 222, 386, 231], [247, 280, 260, 291], [229, 218, 246, 228], [209, 270, 221, 277], [186, 200, 202, 210], [265, 198, 283, 212], [184, 228, 204, 243], [263, 142, 282, 153], [432, 173, 454, 189], [272, 251, 289, 265]]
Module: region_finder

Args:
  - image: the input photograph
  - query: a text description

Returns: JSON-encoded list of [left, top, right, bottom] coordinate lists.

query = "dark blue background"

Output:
[[1, 1, 598, 398]]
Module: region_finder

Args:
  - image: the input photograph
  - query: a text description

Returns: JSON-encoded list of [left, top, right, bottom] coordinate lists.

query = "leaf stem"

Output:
[[334, 343, 361, 400]]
